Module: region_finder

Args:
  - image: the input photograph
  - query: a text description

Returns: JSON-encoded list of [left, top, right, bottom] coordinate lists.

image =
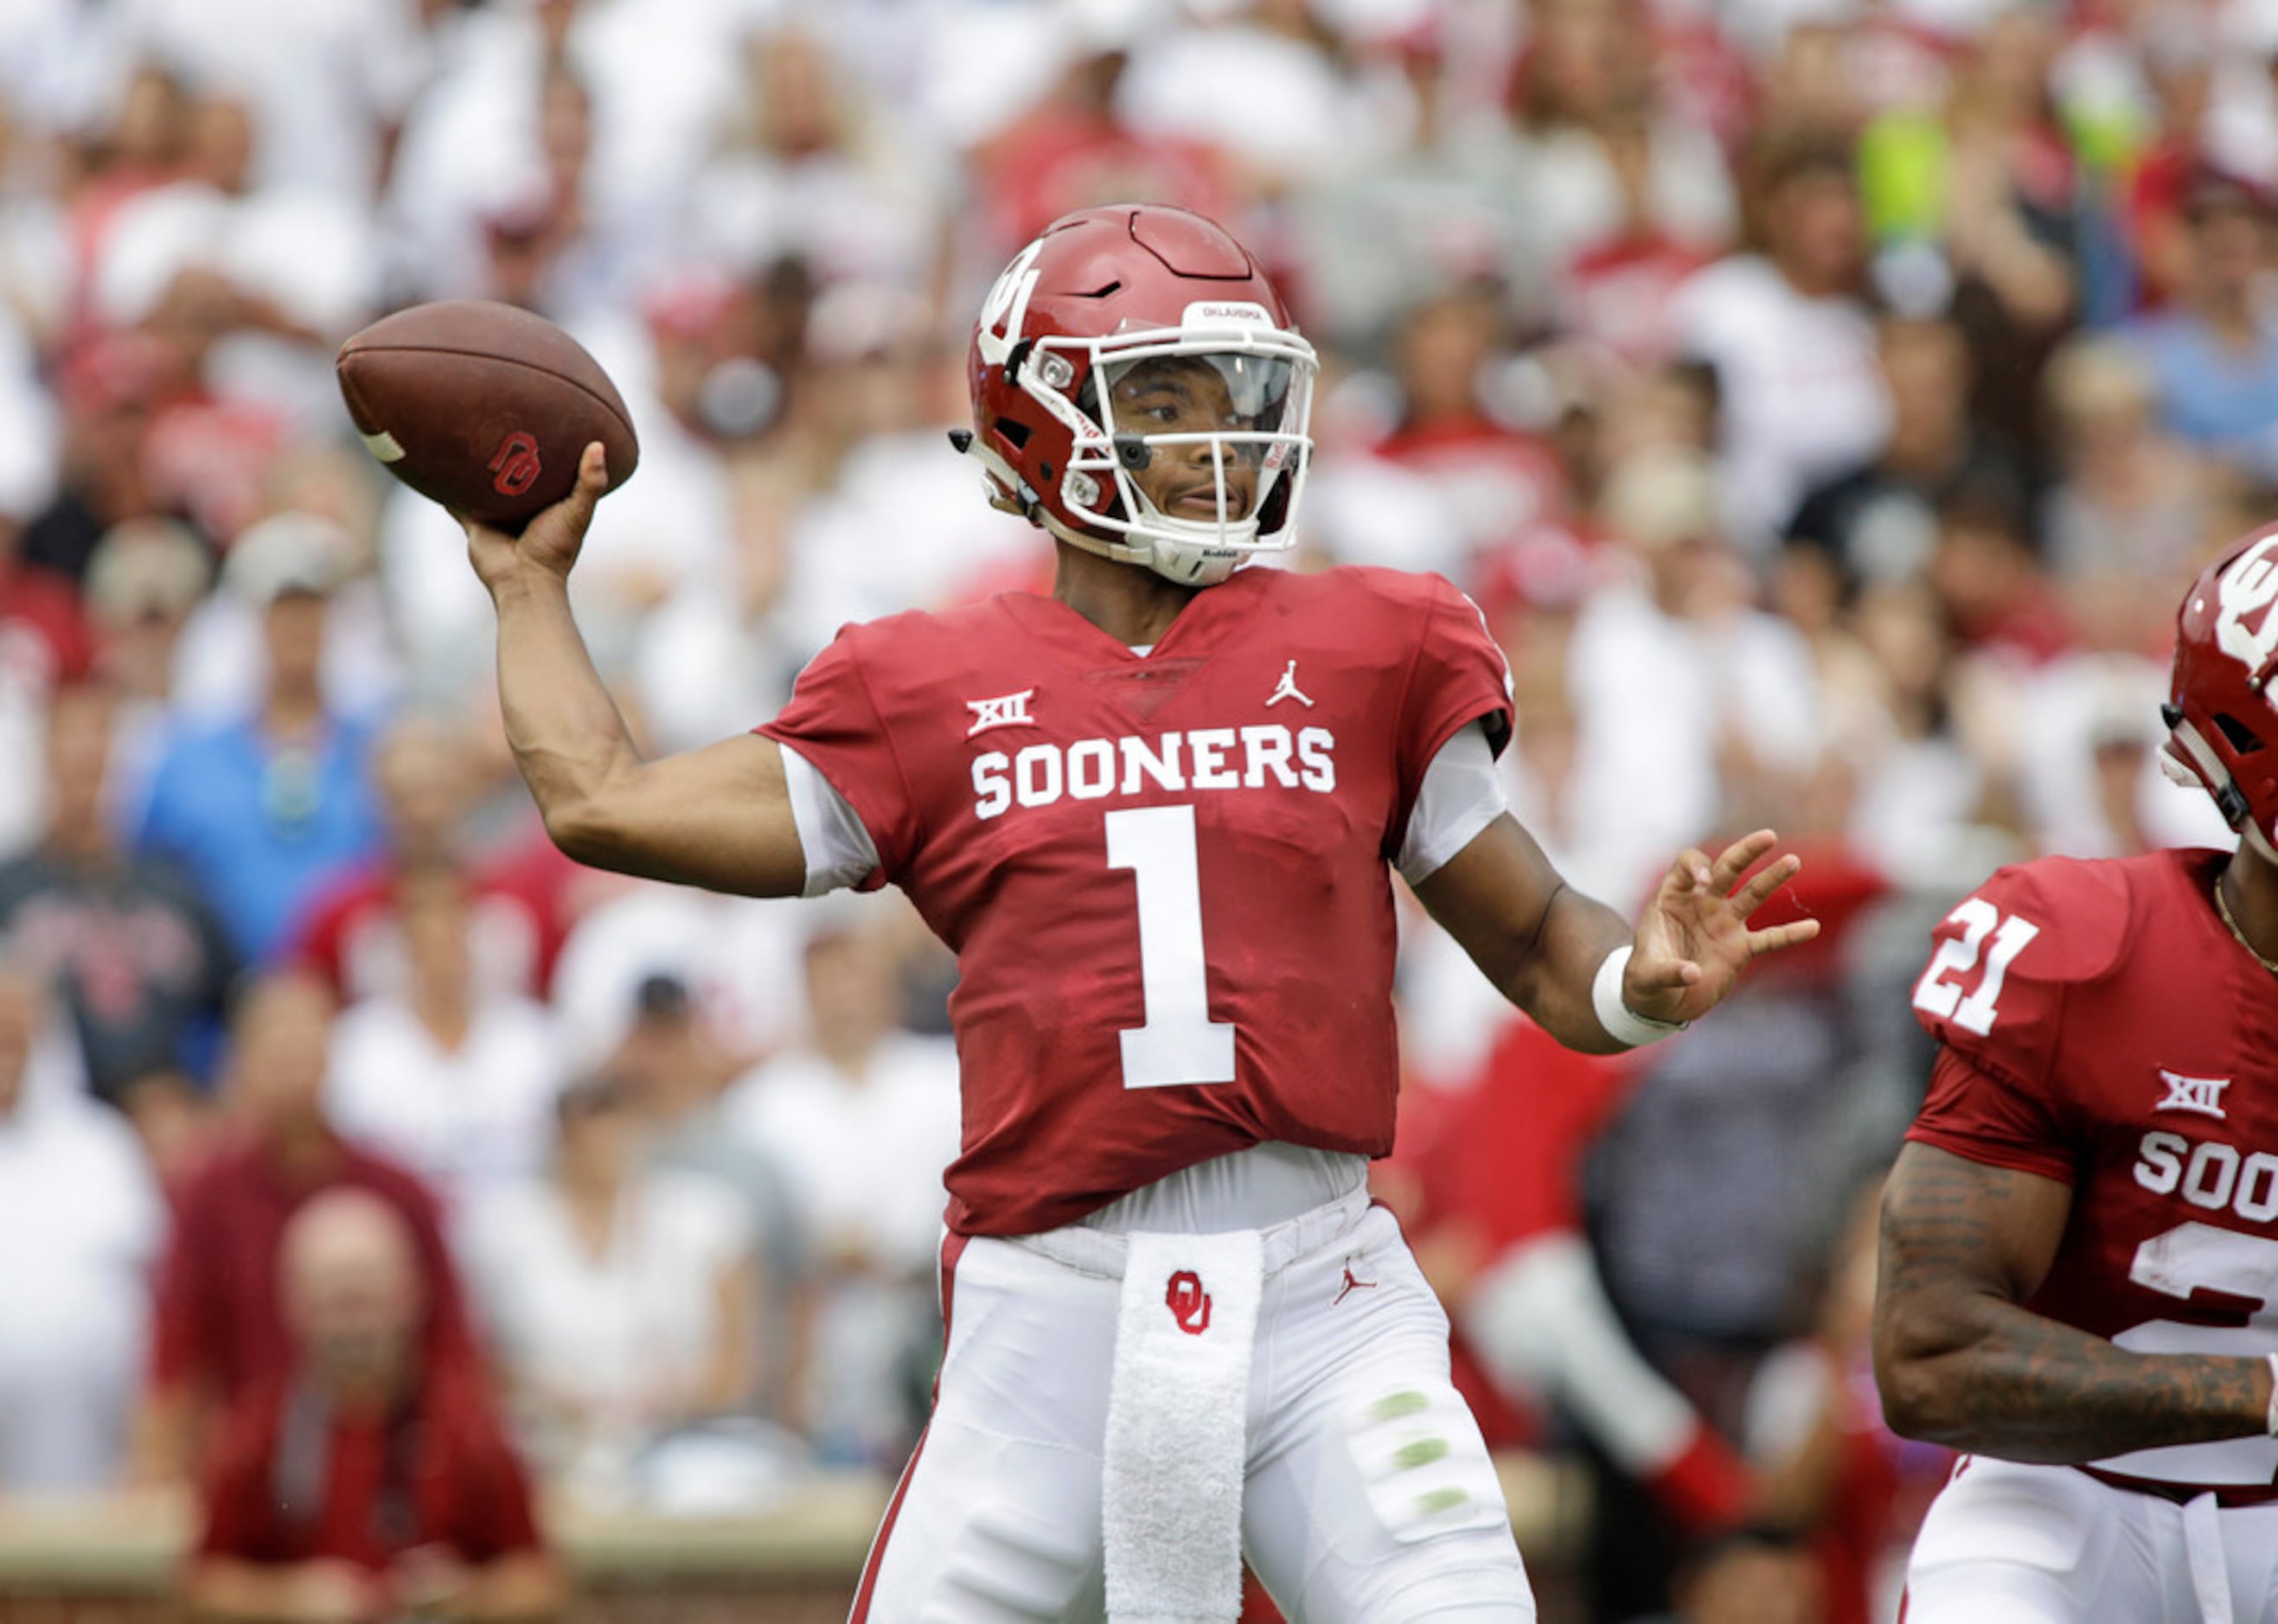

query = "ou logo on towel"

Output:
[[489, 430, 543, 497], [1165, 1270, 1212, 1336]]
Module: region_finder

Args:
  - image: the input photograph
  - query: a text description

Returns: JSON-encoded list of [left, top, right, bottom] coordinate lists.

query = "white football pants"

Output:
[[852, 1198, 1537, 1622], [1905, 1455, 2278, 1623]]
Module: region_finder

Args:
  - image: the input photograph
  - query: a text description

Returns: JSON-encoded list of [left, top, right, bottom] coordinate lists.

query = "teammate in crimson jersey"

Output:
[[1875, 527, 2278, 1621], [456, 204, 1818, 1622]]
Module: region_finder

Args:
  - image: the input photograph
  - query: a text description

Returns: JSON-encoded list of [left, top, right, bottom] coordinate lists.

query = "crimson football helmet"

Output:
[[954, 205, 1316, 587], [2164, 525, 2278, 860]]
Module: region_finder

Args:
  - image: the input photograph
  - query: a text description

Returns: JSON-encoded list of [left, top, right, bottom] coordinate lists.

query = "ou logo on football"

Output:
[[976, 237, 1045, 368], [1165, 1269, 1212, 1336], [2216, 533, 2278, 685], [488, 430, 543, 498]]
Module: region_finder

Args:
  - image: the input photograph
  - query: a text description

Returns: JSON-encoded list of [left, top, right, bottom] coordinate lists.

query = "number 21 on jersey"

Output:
[[1912, 897, 2039, 1037], [1106, 805, 1237, 1089]]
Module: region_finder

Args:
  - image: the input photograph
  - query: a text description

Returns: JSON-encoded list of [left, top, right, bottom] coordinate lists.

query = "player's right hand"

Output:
[[458, 439, 607, 593]]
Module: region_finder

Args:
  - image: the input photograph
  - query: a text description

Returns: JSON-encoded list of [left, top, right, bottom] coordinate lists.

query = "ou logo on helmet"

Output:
[[489, 430, 543, 498], [976, 237, 1046, 368]]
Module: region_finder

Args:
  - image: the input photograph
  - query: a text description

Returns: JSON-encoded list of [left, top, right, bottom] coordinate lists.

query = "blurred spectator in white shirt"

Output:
[[724, 907, 959, 1469], [1671, 130, 1891, 549], [1289, 27, 1541, 355], [607, 970, 810, 1423], [0, 123, 59, 536], [1566, 446, 1823, 905], [763, 286, 1046, 666], [379, 270, 753, 707], [2037, 333, 2212, 592], [684, 22, 945, 299], [109, 0, 427, 200], [547, 873, 803, 1075], [1834, 577, 2005, 892], [0, 962, 163, 1491], [89, 87, 381, 434], [1353, 281, 1571, 584], [326, 864, 565, 1221], [1511, 0, 1734, 291], [463, 1070, 758, 1499], [1117, 0, 1385, 194]]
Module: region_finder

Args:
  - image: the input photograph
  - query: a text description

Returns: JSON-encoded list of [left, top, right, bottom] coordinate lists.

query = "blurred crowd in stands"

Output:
[[0, 0, 2268, 1617]]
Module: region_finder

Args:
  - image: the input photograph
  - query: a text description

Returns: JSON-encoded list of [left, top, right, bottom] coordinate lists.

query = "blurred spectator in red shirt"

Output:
[[185, 1186, 561, 1622], [973, 12, 1232, 259], [131, 969, 471, 1486], [2119, 23, 2215, 313], [1924, 470, 2075, 669], [1371, 280, 1570, 579], [287, 714, 568, 1007]]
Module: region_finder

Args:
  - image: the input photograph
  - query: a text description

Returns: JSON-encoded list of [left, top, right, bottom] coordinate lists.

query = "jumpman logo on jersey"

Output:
[[965, 687, 1038, 738], [1266, 660, 1313, 709], [1333, 1258, 1377, 1306]]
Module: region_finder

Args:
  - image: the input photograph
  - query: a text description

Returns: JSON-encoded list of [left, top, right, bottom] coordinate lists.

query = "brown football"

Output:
[[336, 300, 639, 527]]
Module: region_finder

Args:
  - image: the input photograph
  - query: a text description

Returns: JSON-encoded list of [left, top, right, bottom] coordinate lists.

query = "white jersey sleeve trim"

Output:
[[778, 742, 883, 897], [1397, 720, 1507, 886]]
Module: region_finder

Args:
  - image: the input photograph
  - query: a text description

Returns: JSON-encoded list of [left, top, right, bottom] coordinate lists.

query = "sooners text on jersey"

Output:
[[1908, 847, 2278, 1489], [761, 566, 1512, 1237]]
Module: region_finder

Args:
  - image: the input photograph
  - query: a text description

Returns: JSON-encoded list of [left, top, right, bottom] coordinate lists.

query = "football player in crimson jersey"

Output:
[[457, 204, 1818, 1622], [1875, 528, 2278, 1621]]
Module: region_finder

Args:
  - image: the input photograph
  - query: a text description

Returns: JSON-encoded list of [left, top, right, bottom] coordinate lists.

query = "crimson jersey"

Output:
[[1907, 847, 2278, 1488], [761, 566, 1512, 1238]]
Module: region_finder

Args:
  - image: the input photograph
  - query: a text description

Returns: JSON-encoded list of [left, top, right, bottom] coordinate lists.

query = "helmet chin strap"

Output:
[[2166, 716, 2278, 862]]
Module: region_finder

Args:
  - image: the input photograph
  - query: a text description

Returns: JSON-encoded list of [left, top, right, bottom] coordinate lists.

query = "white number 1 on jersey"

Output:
[[1106, 805, 1236, 1088]]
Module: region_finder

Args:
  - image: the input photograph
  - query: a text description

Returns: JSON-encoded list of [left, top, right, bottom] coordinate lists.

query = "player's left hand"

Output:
[[1623, 830, 1820, 1026]]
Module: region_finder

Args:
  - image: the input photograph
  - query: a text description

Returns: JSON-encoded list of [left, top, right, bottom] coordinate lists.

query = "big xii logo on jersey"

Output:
[[970, 725, 1337, 820]]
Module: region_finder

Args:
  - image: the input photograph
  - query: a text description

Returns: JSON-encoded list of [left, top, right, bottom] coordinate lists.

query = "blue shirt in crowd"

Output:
[[132, 713, 386, 963], [2129, 311, 2278, 480]]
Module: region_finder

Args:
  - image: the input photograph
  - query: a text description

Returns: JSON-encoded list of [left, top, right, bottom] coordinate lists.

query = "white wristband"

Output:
[[1591, 943, 1687, 1049], [2267, 1353, 2278, 1438]]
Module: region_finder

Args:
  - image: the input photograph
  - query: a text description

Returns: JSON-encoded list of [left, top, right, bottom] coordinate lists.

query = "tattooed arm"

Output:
[[1872, 1142, 2274, 1462]]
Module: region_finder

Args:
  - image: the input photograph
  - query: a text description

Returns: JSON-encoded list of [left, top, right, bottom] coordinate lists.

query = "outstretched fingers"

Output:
[[1662, 846, 1713, 897], [1707, 829, 1778, 894], [1747, 917, 1822, 958], [1730, 851, 1804, 918]]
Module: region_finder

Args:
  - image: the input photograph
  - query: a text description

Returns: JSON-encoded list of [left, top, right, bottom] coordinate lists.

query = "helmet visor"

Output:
[[1095, 350, 1305, 528]]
